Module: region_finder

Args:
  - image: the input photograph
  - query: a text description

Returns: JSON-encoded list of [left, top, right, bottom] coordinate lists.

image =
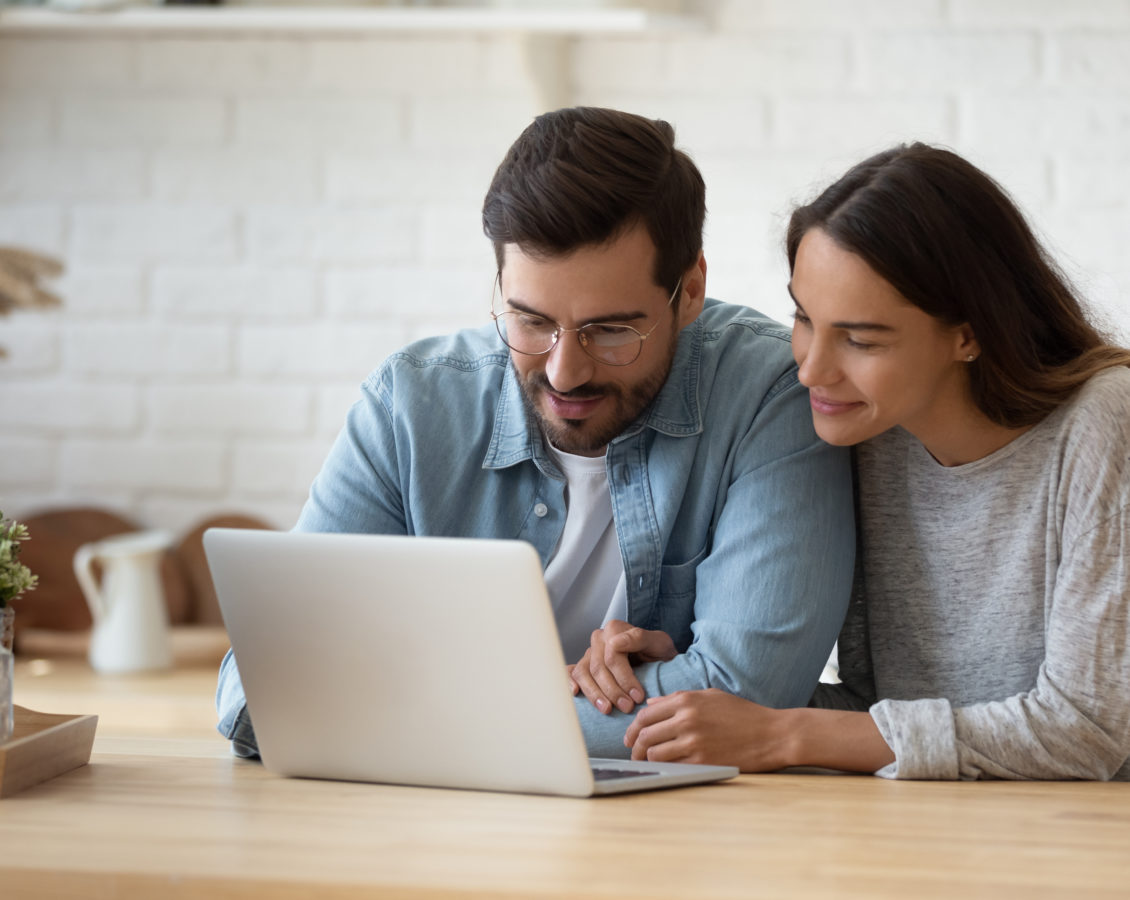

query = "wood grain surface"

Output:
[[4, 659, 1129, 899]]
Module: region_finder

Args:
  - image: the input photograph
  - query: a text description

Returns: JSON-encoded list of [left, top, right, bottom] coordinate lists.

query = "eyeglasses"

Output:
[[490, 275, 682, 367]]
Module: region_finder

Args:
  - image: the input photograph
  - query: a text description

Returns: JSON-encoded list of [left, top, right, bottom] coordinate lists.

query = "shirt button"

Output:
[[533, 503, 548, 518]]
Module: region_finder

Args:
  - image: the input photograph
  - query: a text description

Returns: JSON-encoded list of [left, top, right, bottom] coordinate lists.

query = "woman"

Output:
[[623, 143, 1130, 780]]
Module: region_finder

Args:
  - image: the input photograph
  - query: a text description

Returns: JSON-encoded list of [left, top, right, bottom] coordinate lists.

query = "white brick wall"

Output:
[[2, 0, 1129, 534]]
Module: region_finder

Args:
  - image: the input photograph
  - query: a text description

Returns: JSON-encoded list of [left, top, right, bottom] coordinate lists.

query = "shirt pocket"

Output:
[[656, 543, 707, 647]]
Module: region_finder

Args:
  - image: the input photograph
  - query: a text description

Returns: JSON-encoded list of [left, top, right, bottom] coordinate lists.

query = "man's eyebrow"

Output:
[[786, 283, 896, 332], [504, 297, 649, 325]]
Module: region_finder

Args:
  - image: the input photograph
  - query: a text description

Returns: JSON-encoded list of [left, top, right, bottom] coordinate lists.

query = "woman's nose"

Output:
[[795, 334, 836, 388]]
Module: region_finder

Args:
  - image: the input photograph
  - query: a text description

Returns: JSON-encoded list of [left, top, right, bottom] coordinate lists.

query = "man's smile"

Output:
[[544, 390, 607, 421]]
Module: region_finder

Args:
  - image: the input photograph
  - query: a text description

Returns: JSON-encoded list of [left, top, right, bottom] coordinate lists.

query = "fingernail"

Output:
[[630, 689, 644, 703], [597, 699, 609, 713], [617, 697, 634, 713]]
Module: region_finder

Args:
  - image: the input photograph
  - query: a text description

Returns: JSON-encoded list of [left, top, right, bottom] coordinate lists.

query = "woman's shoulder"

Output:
[[1054, 366, 1130, 530], [1053, 367, 1130, 474], [1060, 366, 1130, 432]]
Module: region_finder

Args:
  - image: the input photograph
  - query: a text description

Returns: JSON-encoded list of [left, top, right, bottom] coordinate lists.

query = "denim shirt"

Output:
[[217, 299, 854, 758]]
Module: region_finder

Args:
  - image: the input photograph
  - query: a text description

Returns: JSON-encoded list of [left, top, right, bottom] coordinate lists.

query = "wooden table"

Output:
[[3, 653, 1130, 899]]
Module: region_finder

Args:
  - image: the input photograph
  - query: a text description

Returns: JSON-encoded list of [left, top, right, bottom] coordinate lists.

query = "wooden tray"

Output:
[[0, 705, 98, 799]]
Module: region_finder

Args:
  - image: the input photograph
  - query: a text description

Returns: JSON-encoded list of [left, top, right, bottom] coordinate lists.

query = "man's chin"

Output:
[[539, 415, 610, 456]]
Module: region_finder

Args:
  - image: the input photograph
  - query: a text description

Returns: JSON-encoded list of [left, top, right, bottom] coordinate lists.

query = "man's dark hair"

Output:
[[482, 107, 705, 295]]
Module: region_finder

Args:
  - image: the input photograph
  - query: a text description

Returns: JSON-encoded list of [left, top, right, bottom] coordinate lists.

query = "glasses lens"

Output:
[[496, 312, 557, 355], [580, 324, 644, 365]]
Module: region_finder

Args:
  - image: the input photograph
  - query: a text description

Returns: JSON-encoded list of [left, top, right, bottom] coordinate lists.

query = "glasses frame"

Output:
[[490, 274, 683, 367]]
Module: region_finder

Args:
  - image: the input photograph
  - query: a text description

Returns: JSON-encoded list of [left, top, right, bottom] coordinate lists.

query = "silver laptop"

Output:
[[204, 528, 739, 797]]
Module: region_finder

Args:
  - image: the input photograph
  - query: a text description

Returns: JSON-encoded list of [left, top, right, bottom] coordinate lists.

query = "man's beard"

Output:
[[513, 329, 680, 456]]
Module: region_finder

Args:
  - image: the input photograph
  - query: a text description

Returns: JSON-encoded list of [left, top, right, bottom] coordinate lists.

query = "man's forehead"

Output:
[[501, 228, 658, 283]]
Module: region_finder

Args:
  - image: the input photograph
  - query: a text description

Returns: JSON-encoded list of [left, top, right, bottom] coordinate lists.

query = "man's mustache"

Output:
[[525, 373, 610, 400]]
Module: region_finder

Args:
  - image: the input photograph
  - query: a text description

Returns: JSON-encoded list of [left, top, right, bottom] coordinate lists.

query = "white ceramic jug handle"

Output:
[[73, 543, 107, 624]]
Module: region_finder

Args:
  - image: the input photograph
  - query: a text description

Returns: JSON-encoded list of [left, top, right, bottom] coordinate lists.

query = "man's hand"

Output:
[[623, 688, 795, 770], [568, 620, 676, 715]]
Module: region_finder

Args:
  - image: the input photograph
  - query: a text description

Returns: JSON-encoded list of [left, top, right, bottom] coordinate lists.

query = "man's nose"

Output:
[[544, 331, 596, 394]]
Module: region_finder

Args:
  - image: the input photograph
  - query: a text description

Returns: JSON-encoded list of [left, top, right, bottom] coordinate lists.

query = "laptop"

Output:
[[203, 528, 739, 797]]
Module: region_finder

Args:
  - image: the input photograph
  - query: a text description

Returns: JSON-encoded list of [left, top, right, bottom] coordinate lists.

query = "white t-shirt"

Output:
[[543, 445, 627, 664]]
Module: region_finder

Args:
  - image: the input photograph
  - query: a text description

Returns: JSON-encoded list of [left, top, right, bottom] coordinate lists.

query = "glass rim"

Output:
[[489, 274, 682, 367]]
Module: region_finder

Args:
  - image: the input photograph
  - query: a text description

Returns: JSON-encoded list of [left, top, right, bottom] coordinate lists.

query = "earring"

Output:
[[965, 354, 976, 362]]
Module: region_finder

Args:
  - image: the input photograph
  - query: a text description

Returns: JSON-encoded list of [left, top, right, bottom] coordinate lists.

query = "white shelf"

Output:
[[0, 5, 702, 35]]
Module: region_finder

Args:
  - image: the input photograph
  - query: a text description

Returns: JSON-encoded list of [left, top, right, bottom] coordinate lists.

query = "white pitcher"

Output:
[[73, 530, 174, 674]]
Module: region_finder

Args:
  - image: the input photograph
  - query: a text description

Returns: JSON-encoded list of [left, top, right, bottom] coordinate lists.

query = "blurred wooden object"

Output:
[[172, 514, 273, 625], [0, 706, 97, 799], [14, 508, 191, 638]]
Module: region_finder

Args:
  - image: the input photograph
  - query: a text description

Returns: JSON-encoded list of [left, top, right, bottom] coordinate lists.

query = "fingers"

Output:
[[604, 644, 645, 707], [586, 626, 643, 713], [570, 650, 615, 714], [570, 622, 678, 715], [570, 626, 638, 714], [623, 692, 676, 749], [625, 699, 685, 762], [606, 625, 677, 663]]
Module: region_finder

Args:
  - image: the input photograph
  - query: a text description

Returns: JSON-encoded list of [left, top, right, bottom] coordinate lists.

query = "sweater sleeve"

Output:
[[870, 500, 1130, 780]]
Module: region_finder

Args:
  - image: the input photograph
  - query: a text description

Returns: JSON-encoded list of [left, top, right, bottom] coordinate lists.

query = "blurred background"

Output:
[[2, 0, 1129, 535]]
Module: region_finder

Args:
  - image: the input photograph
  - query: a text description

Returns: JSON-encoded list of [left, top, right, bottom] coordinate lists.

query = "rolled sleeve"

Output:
[[216, 648, 261, 759]]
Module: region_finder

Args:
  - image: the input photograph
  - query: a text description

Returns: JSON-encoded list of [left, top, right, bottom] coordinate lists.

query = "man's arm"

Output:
[[578, 375, 855, 757], [215, 372, 408, 755]]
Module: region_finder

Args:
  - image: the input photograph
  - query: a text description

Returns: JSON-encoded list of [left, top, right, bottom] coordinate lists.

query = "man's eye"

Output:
[[515, 315, 553, 331], [587, 324, 632, 337]]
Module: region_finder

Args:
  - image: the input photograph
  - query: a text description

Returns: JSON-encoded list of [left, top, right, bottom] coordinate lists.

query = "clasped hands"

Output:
[[568, 619, 794, 770], [567, 618, 677, 715]]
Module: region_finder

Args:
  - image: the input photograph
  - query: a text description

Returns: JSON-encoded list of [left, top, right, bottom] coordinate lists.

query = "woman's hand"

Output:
[[569, 620, 676, 715], [625, 689, 897, 774], [623, 689, 798, 771]]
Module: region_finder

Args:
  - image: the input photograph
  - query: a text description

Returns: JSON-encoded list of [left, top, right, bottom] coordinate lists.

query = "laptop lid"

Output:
[[204, 528, 738, 797]]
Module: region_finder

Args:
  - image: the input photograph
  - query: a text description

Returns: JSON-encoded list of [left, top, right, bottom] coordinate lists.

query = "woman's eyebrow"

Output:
[[786, 283, 895, 331]]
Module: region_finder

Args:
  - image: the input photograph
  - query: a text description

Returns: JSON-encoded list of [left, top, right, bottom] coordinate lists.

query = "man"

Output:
[[217, 107, 853, 759]]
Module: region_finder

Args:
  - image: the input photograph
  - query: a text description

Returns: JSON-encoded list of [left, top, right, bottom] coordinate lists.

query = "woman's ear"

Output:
[[678, 251, 707, 328], [954, 323, 981, 362]]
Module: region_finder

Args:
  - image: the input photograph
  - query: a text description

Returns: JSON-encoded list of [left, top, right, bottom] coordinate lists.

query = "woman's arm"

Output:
[[623, 689, 895, 773]]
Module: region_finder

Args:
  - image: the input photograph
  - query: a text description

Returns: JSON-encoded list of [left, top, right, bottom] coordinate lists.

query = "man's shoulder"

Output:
[[698, 298, 794, 347], [364, 323, 510, 395], [383, 323, 509, 374], [694, 299, 799, 396]]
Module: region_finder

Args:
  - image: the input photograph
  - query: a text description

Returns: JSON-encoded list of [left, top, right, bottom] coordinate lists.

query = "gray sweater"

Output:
[[813, 367, 1130, 780]]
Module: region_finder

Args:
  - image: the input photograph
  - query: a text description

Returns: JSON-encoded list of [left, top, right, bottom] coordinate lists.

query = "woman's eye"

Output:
[[791, 311, 811, 326], [846, 337, 877, 350]]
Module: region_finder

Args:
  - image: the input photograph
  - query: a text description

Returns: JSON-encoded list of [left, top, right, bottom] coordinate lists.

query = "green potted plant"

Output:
[[1, 512, 37, 644], [1, 511, 37, 742]]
